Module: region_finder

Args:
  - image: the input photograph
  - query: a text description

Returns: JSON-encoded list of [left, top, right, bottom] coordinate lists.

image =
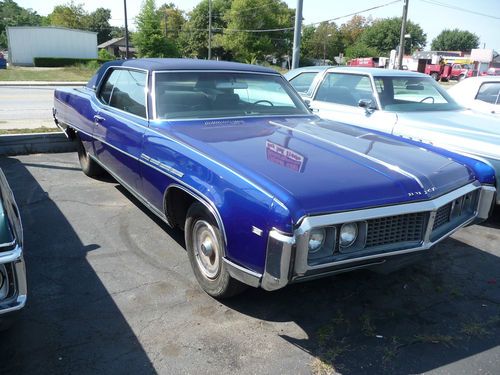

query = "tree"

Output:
[[361, 17, 426, 55], [345, 42, 379, 59], [86, 8, 112, 44], [47, 1, 87, 29], [158, 3, 185, 41], [0, 0, 44, 48], [431, 29, 479, 52], [219, 0, 294, 62], [179, 0, 232, 59], [300, 21, 343, 64], [134, 0, 178, 57], [340, 15, 371, 47]]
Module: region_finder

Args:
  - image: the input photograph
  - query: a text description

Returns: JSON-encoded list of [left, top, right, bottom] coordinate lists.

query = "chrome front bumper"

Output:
[[225, 183, 496, 292], [0, 245, 27, 315]]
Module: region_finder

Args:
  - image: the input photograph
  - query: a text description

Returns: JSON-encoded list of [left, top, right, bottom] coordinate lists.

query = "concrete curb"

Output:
[[0, 132, 77, 156], [0, 81, 86, 87]]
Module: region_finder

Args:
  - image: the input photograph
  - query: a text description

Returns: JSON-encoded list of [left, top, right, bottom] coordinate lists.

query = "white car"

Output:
[[294, 67, 500, 204], [447, 76, 500, 116]]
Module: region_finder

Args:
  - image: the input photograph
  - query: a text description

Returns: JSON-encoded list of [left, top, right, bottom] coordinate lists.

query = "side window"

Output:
[[105, 69, 147, 117], [99, 69, 121, 104], [289, 72, 318, 93], [315, 73, 374, 107], [476, 82, 500, 105]]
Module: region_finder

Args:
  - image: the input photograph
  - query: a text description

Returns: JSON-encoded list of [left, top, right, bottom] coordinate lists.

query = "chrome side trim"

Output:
[[89, 155, 171, 226], [223, 258, 261, 288], [0, 240, 15, 250], [140, 153, 184, 177], [0, 246, 22, 263]]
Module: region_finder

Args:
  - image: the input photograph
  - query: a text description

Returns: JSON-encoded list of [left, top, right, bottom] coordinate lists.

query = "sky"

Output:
[[16, 0, 500, 51]]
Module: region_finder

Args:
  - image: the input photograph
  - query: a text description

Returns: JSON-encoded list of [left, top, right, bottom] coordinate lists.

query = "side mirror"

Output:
[[358, 99, 377, 111]]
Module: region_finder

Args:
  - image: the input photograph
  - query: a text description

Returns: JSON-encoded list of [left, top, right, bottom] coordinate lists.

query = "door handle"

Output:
[[94, 115, 105, 124]]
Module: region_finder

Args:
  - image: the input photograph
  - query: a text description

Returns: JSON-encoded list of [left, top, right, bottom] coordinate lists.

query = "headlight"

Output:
[[308, 227, 326, 253], [340, 223, 358, 247]]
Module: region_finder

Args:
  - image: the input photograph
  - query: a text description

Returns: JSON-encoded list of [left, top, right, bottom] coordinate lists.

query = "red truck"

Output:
[[425, 63, 473, 81]]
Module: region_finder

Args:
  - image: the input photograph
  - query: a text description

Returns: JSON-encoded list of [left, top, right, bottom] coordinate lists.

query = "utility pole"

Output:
[[208, 0, 212, 60], [124, 0, 129, 59], [291, 0, 303, 69], [397, 0, 409, 70]]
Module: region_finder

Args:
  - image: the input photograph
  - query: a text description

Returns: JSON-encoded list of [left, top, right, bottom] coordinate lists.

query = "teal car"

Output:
[[0, 168, 26, 329]]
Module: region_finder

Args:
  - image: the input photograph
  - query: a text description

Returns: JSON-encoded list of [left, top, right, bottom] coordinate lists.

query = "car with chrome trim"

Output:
[[53, 59, 496, 298], [293, 67, 500, 205], [0, 168, 27, 329]]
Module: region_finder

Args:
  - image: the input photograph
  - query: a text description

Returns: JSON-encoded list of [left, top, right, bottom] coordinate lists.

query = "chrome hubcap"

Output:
[[192, 220, 220, 279]]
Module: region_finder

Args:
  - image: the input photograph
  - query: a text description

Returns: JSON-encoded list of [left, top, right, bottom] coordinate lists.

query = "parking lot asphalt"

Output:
[[0, 152, 499, 375]]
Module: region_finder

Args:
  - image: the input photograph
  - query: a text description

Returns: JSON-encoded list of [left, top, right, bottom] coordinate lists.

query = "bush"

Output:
[[33, 57, 111, 67], [98, 48, 115, 60]]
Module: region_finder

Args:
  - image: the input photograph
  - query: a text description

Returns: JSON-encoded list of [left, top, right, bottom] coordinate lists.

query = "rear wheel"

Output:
[[185, 202, 246, 298], [77, 136, 104, 177], [458, 74, 465, 82], [431, 72, 439, 81]]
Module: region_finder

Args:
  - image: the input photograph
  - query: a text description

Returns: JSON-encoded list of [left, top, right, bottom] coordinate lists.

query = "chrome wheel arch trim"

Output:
[[164, 183, 228, 247]]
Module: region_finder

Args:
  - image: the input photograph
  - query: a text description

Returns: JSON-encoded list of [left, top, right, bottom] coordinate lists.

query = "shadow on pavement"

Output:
[[0, 157, 156, 374], [224, 222, 500, 374]]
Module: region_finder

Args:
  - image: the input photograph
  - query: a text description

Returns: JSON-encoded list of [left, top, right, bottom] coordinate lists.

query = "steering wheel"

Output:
[[419, 96, 435, 103], [253, 100, 274, 106]]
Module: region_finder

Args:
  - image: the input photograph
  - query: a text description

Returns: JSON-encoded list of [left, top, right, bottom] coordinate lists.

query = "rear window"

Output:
[[476, 82, 500, 105]]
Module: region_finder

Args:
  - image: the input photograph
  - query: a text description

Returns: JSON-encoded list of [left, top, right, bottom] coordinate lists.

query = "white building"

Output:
[[7, 26, 97, 66]]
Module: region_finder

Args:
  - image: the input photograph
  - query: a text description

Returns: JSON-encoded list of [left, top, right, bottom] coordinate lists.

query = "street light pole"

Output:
[[208, 0, 212, 60], [291, 0, 303, 69], [398, 0, 409, 70], [124, 0, 129, 59]]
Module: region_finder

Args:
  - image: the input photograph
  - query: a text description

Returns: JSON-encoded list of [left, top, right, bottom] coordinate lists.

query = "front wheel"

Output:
[[185, 202, 246, 298], [431, 72, 439, 81], [77, 136, 104, 178]]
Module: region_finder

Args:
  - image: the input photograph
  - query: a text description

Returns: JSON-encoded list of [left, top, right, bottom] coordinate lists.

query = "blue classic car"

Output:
[[53, 59, 496, 298], [0, 168, 27, 328]]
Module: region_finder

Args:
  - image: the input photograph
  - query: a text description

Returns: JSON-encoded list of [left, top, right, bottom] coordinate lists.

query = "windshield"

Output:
[[154, 72, 310, 120], [373, 76, 462, 112]]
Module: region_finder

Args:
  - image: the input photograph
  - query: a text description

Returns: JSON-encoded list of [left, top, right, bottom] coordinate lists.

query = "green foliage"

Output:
[[340, 15, 371, 47], [48, 1, 87, 29], [158, 3, 186, 40], [47, 2, 113, 44], [33, 57, 105, 67], [345, 42, 379, 59], [179, 0, 232, 59], [219, 0, 294, 62], [134, 0, 179, 57], [0, 0, 44, 48], [431, 29, 479, 52], [300, 21, 342, 63], [98, 48, 114, 60], [361, 17, 426, 55], [86, 8, 112, 44]]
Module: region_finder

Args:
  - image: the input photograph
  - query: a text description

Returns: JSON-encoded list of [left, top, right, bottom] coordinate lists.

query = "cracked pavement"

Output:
[[0, 153, 499, 375]]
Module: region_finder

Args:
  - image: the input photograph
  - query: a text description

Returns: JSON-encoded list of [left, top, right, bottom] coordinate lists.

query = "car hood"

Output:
[[394, 109, 500, 160], [163, 116, 476, 221]]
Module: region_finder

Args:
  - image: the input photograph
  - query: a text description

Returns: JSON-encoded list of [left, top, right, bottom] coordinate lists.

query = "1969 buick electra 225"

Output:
[[53, 59, 496, 298], [0, 168, 26, 328]]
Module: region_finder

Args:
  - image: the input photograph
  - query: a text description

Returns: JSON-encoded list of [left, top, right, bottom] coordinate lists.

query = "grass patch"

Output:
[[0, 66, 95, 82], [360, 312, 376, 336], [0, 127, 61, 135], [460, 321, 491, 338]]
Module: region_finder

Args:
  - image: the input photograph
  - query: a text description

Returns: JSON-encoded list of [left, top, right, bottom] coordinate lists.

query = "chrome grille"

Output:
[[365, 212, 426, 248], [433, 202, 452, 230]]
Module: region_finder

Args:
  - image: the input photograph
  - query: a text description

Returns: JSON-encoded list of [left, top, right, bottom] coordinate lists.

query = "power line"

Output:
[[419, 0, 500, 20], [306, 0, 402, 26]]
